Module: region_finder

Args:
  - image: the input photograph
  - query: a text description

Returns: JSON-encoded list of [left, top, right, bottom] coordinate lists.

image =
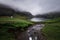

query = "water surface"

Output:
[[30, 18, 46, 22], [16, 24, 44, 40]]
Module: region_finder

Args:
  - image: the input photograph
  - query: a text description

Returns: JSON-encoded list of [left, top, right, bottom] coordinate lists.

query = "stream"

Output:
[[16, 18, 45, 40], [27, 24, 44, 40], [16, 24, 45, 40]]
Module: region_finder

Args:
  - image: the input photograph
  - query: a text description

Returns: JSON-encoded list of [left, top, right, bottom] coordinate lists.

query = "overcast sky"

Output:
[[0, 0, 60, 15]]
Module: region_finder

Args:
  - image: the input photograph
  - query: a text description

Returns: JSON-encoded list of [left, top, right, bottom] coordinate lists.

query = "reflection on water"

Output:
[[29, 37, 32, 40], [29, 36, 37, 40], [30, 18, 46, 22], [27, 24, 44, 40]]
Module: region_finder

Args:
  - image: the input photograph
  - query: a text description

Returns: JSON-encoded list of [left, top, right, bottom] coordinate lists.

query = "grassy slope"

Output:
[[0, 17, 33, 27], [0, 17, 33, 40], [42, 18, 60, 40]]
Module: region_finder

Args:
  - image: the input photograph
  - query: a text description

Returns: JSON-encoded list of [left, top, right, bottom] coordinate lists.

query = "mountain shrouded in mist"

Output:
[[0, 4, 15, 16], [0, 4, 33, 18], [35, 12, 60, 19], [0, 0, 60, 15]]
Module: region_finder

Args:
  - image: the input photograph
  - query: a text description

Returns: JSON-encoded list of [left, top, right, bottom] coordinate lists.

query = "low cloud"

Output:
[[0, 0, 60, 15]]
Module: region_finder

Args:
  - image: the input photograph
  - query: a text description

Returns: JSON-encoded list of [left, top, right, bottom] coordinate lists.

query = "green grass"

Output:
[[42, 18, 60, 40], [0, 17, 33, 40], [44, 18, 60, 23], [0, 32, 15, 40], [0, 17, 33, 28]]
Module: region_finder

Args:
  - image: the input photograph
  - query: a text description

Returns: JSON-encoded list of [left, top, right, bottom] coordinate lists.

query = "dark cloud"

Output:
[[0, 0, 60, 15]]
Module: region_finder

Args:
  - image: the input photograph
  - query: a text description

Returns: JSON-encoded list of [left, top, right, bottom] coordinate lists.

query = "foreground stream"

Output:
[[16, 18, 46, 40], [27, 24, 44, 40], [16, 24, 45, 40]]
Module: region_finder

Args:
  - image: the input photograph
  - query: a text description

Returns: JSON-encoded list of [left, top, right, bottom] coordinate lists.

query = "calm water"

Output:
[[30, 18, 46, 22]]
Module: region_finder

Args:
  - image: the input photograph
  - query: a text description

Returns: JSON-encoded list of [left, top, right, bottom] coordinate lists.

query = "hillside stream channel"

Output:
[[16, 18, 46, 40]]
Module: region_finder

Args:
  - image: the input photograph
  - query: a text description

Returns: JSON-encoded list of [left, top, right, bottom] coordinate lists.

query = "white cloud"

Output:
[[0, 0, 41, 15], [0, 0, 60, 15]]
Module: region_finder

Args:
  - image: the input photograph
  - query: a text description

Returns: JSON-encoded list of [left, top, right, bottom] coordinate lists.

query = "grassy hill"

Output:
[[42, 18, 60, 40], [0, 17, 33, 40], [0, 4, 33, 40]]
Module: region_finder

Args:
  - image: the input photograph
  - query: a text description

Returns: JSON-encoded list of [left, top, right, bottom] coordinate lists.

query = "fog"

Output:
[[0, 0, 60, 15]]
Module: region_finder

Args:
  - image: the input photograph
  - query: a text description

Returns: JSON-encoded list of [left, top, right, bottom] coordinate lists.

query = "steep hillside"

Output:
[[0, 4, 33, 19]]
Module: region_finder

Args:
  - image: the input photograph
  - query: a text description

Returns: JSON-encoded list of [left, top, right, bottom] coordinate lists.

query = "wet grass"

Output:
[[42, 18, 60, 40], [0, 17, 33, 40], [0, 32, 15, 40], [0, 17, 33, 28]]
